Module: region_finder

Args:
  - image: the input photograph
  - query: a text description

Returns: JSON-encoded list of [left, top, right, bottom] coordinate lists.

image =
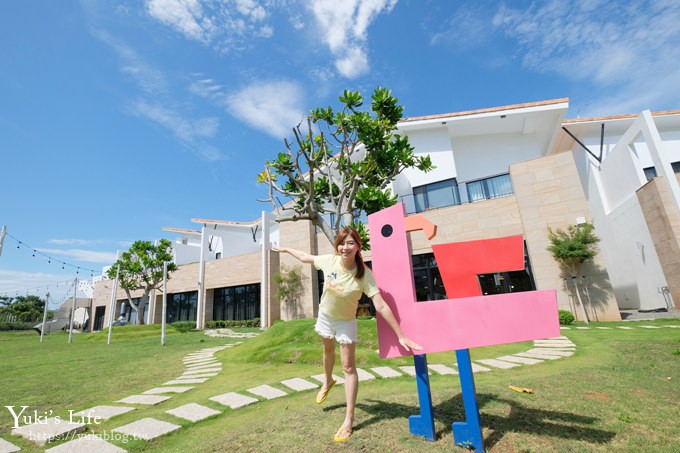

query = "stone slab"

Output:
[[475, 359, 521, 369], [428, 364, 457, 375], [143, 386, 194, 395], [182, 367, 222, 375], [497, 355, 544, 365], [280, 377, 319, 391], [179, 372, 218, 379], [0, 438, 21, 453], [528, 348, 574, 357], [210, 392, 258, 409], [185, 362, 221, 370], [616, 326, 634, 329], [164, 378, 209, 385], [559, 326, 571, 329], [12, 417, 86, 447], [398, 366, 416, 376], [533, 340, 576, 347], [45, 435, 127, 453], [370, 366, 403, 378], [516, 352, 563, 360], [467, 363, 491, 373], [595, 327, 612, 330], [639, 325, 661, 329], [356, 367, 376, 381], [116, 395, 171, 405], [310, 374, 345, 385], [184, 353, 216, 358], [113, 417, 181, 441], [575, 327, 591, 330], [71, 405, 136, 420], [166, 403, 221, 422], [246, 384, 287, 399], [183, 358, 218, 365]]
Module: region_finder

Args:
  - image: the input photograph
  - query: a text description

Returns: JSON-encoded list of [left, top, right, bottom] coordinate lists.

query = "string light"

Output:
[[4, 231, 98, 274]]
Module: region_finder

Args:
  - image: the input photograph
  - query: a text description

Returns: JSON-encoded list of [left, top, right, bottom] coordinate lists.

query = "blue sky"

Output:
[[2, 0, 680, 306]]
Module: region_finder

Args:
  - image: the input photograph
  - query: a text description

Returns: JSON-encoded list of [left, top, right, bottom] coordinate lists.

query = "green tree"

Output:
[[0, 295, 45, 322], [258, 87, 434, 248], [274, 265, 306, 319], [547, 222, 600, 323], [106, 239, 177, 325]]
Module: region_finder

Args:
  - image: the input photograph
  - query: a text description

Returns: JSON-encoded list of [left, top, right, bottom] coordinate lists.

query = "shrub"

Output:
[[0, 321, 36, 331], [205, 318, 261, 329], [170, 321, 198, 332], [559, 310, 576, 326]]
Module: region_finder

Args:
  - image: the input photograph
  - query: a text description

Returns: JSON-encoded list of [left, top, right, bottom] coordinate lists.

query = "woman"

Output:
[[275, 227, 421, 443]]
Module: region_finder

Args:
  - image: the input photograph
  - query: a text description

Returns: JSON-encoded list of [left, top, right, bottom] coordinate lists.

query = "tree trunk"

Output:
[[571, 277, 589, 324]]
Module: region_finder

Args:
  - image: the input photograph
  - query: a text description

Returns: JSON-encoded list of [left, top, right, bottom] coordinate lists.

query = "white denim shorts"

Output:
[[314, 311, 357, 344]]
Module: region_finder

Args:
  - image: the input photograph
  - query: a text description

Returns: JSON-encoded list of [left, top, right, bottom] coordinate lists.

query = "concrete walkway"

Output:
[[4, 323, 678, 452]]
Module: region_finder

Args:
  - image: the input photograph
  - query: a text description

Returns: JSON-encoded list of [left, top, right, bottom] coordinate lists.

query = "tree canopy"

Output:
[[106, 239, 177, 324], [258, 87, 434, 247], [547, 222, 600, 276], [0, 295, 46, 322]]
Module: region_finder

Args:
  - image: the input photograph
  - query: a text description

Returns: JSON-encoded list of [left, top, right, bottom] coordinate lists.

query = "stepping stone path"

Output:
[[7, 324, 674, 451], [166, 403, 221, 422]]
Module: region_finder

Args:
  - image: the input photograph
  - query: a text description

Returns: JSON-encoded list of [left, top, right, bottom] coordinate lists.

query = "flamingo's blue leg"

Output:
[[452, 348, 484, 452], [409, 353, 436, 441]]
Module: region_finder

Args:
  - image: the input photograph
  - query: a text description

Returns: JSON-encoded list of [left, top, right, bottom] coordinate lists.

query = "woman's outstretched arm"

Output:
[[273, 246, 316, 264]]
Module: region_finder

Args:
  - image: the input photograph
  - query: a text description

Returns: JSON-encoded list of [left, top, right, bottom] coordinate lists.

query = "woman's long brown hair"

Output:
[[334, 227, 365, 279]]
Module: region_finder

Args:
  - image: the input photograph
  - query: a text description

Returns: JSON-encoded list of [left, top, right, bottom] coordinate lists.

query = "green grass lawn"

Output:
[[1, 319, 679, 452]]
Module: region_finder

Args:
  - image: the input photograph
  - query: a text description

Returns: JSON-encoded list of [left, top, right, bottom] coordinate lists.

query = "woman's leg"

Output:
[[320, 337, 336, 390], [339, 342, 358, 430]]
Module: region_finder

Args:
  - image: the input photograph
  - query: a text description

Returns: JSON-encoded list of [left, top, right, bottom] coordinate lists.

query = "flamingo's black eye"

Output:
[[381, 224, 393, 237]]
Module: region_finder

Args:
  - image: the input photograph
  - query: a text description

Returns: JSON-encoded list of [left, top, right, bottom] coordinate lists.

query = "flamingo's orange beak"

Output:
[[404, 214, 437, 240]]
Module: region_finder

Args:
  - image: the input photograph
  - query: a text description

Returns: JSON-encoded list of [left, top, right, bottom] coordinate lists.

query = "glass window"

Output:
[[412, 253, 447, 301], [213, 284, 260, 321], [413, 178, 461, 212], [466, 173, 513, 203], [672, 161, 680, 173], [643, 166, 657, 181], [167, 291, 197, 323]]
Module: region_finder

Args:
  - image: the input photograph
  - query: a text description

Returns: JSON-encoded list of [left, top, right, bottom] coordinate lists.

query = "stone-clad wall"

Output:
[[512, 152, 620, 321], [637, 176, 680, 308]]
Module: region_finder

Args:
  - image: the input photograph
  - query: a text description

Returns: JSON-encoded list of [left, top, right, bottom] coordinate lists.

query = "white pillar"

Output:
[[641, 110, 680, 212], [161, 261, 168, 346], [260, 211, 270, 329], [196, 225, 207, 329], [68, 278, 78, 344]]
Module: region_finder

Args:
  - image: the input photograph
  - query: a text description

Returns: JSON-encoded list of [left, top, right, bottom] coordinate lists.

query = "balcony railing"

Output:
[[400, 173, 513, 214]]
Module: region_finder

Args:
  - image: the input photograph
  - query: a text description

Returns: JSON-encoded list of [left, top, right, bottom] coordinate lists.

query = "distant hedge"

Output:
[[0, 322, 36, 331], [205, 318, 260, 329]]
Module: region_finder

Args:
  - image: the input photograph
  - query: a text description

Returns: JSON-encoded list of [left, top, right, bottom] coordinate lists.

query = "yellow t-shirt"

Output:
[[314, 254, 380, 321]]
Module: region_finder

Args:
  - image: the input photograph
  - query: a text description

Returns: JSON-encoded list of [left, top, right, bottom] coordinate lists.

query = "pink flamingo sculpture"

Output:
[[368, 203, 560, 451]]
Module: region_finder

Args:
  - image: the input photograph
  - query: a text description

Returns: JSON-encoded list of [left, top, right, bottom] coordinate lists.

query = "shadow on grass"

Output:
[[341, 392, 614, 449]]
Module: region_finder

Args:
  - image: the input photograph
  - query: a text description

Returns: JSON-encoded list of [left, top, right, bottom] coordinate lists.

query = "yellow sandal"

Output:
[[334, 425, 353, 443], [315, 378, 337, 404]]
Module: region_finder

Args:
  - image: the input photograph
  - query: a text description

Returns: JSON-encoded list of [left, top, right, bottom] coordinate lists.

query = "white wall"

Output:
[[401, 128, 456, 187], [173, 242, 200, 265], [573, 116, 674, 310], [453, 133, 542, 183]]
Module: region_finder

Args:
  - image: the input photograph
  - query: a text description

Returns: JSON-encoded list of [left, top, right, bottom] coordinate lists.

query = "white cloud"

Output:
[[132, 101, 226, 160], [492, 0, 680, 115], [309, 0, 397, 78], [37, 249, 119, 264], [225, 80, 305, 138], [146, 0, 213, 43], [93, 29, 168, 94], [145, 0, 275, 50]]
